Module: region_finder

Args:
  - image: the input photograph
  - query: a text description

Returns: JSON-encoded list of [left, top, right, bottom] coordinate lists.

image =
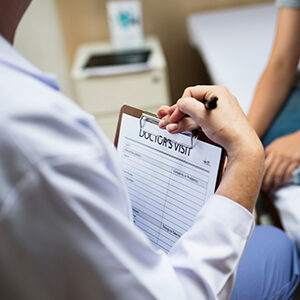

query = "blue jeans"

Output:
[[230, 226, 300, 300], [262, 86, 300, 147]]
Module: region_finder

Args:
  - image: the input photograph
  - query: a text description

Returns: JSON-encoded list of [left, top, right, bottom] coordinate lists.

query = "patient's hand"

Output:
[[263, 131, 300, 191]]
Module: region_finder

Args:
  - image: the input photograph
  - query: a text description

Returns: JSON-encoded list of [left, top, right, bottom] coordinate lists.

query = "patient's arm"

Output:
[[248, 7, 300, 138], [248, 8, 300, 190]]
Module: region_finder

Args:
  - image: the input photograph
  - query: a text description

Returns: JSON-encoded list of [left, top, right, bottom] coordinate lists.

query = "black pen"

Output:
[[202, 97, 218, 110]]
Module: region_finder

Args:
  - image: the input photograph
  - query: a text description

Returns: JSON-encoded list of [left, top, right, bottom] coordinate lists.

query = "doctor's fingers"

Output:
[[175, 97, 208, 126], [169, 85, 209, 123], [157, 104, 178, 118], [181, 85, 223, 100], [157, 105, 171, 119], [168, 104, 177, 116], [158, 114, 170, 129], [169, 85, 211, 123], [158, 102, 198, 132], [158, 105, 178, 129], [170, 85, 239, 124], [165, 117, 198, 134]]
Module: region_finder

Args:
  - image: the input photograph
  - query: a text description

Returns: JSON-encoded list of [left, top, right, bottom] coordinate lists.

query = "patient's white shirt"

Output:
[[0, 35, 254, 300]]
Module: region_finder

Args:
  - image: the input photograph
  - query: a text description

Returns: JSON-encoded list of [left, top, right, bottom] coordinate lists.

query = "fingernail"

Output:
[[167, 123, 178, 132], [159, 120, 166, 128]]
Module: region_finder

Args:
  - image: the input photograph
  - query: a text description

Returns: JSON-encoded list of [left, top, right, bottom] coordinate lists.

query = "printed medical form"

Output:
[[117, 113, 223, 253]]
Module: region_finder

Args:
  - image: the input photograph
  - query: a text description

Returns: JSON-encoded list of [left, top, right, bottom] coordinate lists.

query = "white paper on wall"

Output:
[[107, 1, 144, 50]]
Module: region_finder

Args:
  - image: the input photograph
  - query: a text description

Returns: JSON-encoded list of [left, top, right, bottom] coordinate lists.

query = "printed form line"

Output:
[[123, 146, 209, 185], [124, 162, 206, 203], [125, 137, 210, 174], [123, 156, 208, 196]]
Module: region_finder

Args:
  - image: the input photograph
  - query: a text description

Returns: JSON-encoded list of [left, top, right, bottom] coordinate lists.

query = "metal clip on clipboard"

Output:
[[139, 113, 197, 149]]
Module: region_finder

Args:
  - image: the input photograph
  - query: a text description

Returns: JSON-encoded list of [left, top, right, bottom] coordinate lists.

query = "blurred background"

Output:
[[14, 0, 274, 140]]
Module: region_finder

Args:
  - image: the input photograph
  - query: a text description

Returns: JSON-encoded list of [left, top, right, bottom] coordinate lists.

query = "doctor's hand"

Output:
[[263, 131, 300, 191], [158, 85, 261, 159], [157, 85, 264, 212]]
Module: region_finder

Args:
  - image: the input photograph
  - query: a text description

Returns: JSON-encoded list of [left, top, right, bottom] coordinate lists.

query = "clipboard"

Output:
[[115, 104, 226, 252], [115, 105, 226, 189]]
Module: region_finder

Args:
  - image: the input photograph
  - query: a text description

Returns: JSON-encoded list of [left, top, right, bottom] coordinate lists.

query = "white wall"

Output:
[[15, 0, 74, 98]]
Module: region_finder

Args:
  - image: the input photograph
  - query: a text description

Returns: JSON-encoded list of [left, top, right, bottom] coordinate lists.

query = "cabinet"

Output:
[[71, 36, 171, 141]]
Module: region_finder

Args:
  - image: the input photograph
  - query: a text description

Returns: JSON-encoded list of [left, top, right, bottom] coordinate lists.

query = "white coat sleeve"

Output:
[[0, 123, 254, 300]]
